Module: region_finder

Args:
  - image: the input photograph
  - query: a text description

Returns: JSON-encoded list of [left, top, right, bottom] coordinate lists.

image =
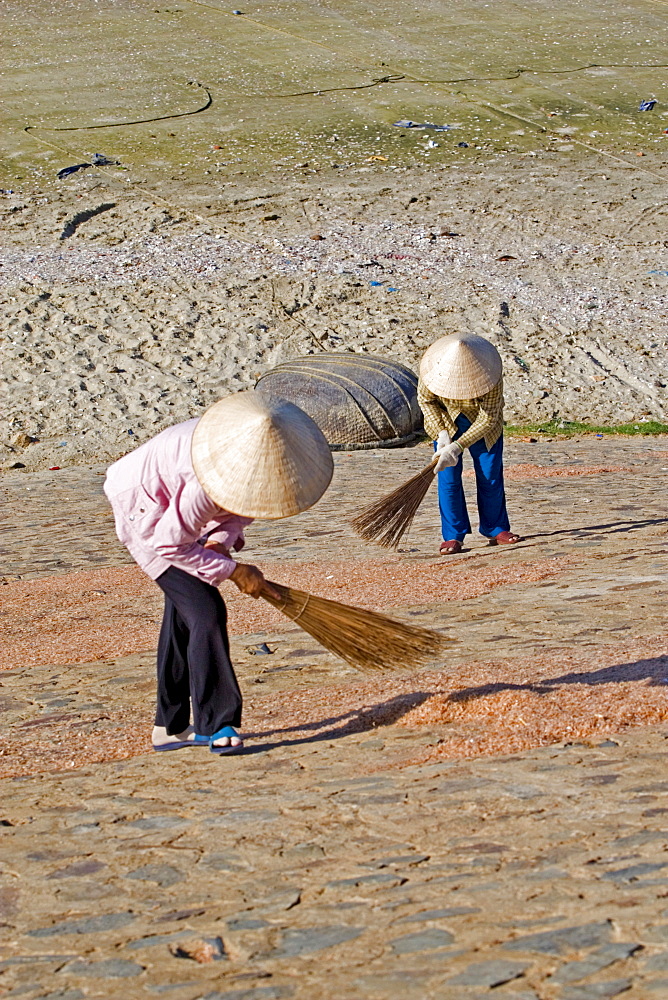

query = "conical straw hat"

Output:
[[191, 391, 334, 519], [420, 333, 502, 398]]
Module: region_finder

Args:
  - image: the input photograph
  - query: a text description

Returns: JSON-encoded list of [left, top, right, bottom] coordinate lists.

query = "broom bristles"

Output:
[[261, 581, 449, 673], [350, 459, 436, 550]]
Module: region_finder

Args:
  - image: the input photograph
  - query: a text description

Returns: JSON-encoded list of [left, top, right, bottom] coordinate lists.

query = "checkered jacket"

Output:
[[417, 377, 504, 451]]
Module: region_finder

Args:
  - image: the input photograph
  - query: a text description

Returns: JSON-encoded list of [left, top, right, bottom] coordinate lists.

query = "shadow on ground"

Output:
[[450, 655, 668, 703], [244, 690, 432, 753], [523, 516, 668, 541]]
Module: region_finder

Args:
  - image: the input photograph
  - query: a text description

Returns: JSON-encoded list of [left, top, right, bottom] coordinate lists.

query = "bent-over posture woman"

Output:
[[417, 332, 521, 555], [104, 391, 333, 754]]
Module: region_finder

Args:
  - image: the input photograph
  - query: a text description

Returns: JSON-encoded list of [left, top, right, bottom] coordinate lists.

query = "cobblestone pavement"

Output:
[[2, 436, 668, 580], [3, 727, 668, 1000], [1, 437, 668, 999]]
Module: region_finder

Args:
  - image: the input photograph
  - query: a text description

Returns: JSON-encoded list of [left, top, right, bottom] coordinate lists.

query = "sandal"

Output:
[[208, 726, 244, 756], [489, 531, 522, 546], [440, 540, 463, 555], [152, 725, 205, 752]]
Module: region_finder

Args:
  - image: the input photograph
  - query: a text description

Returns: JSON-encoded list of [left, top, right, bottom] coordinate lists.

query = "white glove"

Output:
[[435, 429, 451, 451], [434, 442, 462, 473]]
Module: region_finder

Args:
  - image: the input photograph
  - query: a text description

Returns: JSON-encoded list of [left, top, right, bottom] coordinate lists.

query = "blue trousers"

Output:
[[434, 415, 510, 542]]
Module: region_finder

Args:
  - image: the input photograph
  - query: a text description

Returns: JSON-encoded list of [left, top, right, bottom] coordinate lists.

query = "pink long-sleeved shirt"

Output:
[[103, 418, 252, 586]]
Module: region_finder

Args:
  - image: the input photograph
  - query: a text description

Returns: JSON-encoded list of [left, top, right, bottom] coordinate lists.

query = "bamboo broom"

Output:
[[350, 457, 437, 550], [260, 581, 448, 672]]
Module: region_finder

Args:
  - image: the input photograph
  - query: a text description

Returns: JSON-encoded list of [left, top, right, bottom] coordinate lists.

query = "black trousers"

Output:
[[154, 566, 242, 736]]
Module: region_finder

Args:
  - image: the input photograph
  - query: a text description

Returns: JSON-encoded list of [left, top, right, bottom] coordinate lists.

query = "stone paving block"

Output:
[[397, 906, 481, 922], [145, 982, 202, 994], [502, 921, 611, 955], [199, 850, 250, 872], [125, 863, 185, 886], [60, 958, 145, 978], [200, 988, 294, 1000], [601, 862, 668, 882], [33, 991, 85, 1000], [0, 956, 76, 971], [27, 911, 136, 937], [497, 782, 545, 800], [280, 842, 325, 863], [268, 925, 363, 957], [613, 830, 668, 848], [524, 866, 570, 881], [203, 810, 279, 826], [390, 928, 455, 953], [248, 888, 302, 912], [227, 918, 270, 931], [126, 815, 188, 831], [326, 872, 406, 890], [54, 882, 117, 902], [361, 853, 430, 868], [69, 822, 101, 835], [558, 979, 632, 999], [46, 860, 106, 879], [432, 778, 496, 796], [459, 994, 539, 1000], [549, 943, 642, 984], [445, 959, 528, 987], [641, 952, 668, 972], [353, 970, 436, 997], [124, 930, 193, 950], [493, 992, 540, 1000]]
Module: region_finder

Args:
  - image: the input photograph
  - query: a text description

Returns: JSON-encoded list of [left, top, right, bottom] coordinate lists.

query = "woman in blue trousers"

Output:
[[417, 333, 521, 555]]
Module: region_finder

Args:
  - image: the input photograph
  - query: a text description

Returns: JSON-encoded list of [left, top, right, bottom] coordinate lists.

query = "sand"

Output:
[[2, 159, 668, 474], [3, 136, 668, 478], [2, 0, 667, 471]]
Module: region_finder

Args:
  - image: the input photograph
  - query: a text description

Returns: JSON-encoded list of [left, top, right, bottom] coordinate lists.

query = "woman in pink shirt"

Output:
[[104, 392, 333, 755]]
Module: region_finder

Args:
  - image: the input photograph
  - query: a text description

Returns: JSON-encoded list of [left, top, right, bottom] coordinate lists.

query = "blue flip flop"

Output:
[[207, 726, 244, 755]]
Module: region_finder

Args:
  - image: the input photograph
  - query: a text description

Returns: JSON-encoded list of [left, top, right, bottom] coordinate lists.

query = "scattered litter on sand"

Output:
[[57, 163, 91, 179], [393, 120, 452, 131], [248, 642, 275, 655], [90, 153, 119, 166]]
